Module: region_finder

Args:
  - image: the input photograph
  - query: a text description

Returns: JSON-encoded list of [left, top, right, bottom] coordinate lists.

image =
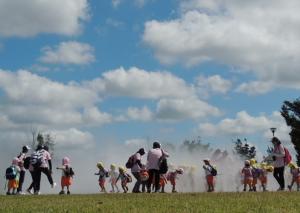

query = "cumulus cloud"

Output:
[[88, 67, 195, 100], [39, 41, 95, 65], [0, 69, 110, 128], [197, 75, 232, 97], [143, 0, 300, 93], [0, 0, 89, 37], [127, 106, 153, 121], [198, 111, 290, 141], [156, 98, 221, 121], [235, 81, 273, 95]]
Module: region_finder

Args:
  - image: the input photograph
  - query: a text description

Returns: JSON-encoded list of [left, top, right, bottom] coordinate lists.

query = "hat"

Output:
[[22, 145, 31, 152], [97, 162, 103, 169], [203, 158, 210, 162], [62, 157, 70, 166]]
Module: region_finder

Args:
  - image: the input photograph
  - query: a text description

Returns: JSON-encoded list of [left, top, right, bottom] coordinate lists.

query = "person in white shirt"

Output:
[[146, 142, 169, 193], [131, 148, 145, 193]]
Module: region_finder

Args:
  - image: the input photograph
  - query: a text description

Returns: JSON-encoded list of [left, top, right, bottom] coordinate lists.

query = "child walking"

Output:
[[116, 167, 132, 193], [95, 162, 109, 193], [6, 158, 21, 195], [167, 168, 184, 193], [288, 162, 300, 191], [203, 159, 217, 192], [139, 165, 149, 193], [159, 174, 168, 193], [109, 164, 119, 193], [56, 157, 74, 195], [241, 160, 253, 191]]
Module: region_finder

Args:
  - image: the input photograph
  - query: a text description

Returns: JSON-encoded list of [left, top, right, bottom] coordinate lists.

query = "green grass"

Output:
[[1, 192, 300, 213]]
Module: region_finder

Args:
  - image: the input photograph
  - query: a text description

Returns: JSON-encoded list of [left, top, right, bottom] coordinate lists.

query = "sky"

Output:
[[0, 0, 299, 193]]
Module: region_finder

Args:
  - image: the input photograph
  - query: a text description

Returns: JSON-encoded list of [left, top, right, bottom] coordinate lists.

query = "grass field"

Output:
[[1, 192, 300, 213]]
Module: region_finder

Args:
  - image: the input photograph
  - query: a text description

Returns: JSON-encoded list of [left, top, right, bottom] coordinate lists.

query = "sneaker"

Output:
[[26, 189, 33, 195], [59, 190, 65, 195], [67, 191, 70, 195], [6, 192, 11, 195], [288, 185, 292, 191], [51, 183, 57, 188], [16, 191, 26, 195], [34, 191, 40, 195]]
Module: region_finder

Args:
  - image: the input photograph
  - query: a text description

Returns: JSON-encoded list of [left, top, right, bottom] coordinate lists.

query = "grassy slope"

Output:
[[1, 192, 300, 213]]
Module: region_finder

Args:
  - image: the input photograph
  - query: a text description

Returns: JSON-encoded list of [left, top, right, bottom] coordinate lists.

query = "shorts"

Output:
[[244, 178, 253, 185], [111, 178, 117, 185], [99, 179, 105, 188], [294, 176, 300, 184], [259, 176, 267, 185], [206, 175, 214, 185], [8, 179, 18, 189], [121, 180, 128, 187], [61, 176, 72, 187]]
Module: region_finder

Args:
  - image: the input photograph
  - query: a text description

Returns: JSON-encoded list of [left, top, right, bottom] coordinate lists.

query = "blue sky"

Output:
[[1, 0, 299, 157]]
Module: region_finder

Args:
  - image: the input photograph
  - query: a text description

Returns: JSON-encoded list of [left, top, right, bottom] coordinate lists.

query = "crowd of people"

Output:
[[4, 137, 299, 195]]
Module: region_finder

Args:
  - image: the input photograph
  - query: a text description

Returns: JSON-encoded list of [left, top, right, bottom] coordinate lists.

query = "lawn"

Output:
[[1, 192, 300, 213]]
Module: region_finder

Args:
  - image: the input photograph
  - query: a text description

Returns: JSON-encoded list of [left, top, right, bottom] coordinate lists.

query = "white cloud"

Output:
[[127, 106, 153, 121], [143, 0, 300, 92], [88, 67, 195, 100], [53, 128, 96, 149], [106, 18, 124, 28], [125, 138, 148, 147], [197, 75, 232, 96], [235, 81, 273, 95], [156, 98, 221, 121], [0, 0, 89, 37], [39, 41, 95, 65], [199, 111, 290, 141], [0, 69, 110, 128], [112, 0, 122, 8]]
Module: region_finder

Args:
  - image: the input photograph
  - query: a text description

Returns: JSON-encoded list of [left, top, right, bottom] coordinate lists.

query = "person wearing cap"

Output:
[[16, 145, 30, 194], [270, 137, 286, 191], [146, 142, 169, 193], [131, 148, 145, 193]]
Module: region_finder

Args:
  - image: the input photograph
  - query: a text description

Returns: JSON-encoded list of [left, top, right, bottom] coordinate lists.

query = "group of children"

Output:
[[240, 158, 300, 192], [5, 155, 75, 195]]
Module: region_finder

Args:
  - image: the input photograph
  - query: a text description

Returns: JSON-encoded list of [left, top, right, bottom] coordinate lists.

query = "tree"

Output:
[[281, 99, 300, 165], [181, 136, 211, 153], [233, 138, 256, 160]]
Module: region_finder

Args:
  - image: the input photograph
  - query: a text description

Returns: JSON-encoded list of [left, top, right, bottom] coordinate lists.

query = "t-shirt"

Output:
[[17, 153, 26, 171], [147, 148, 169, 170], [96, 169, 108, 181], [272, 144, 285, 168], [203, 165, 215, 176], [291, 168, 300, 179], [242, 167, 253, 179], [40, 150, 52, 168], [109, 170, 118, 181], [131, 153, 142, 173]]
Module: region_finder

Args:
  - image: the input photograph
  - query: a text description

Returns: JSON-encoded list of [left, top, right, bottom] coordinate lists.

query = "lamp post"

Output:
[[270, 127, 277, 137]]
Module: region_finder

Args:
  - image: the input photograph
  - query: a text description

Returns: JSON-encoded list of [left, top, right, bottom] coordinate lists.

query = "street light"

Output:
[[270, 127, 277, 137]]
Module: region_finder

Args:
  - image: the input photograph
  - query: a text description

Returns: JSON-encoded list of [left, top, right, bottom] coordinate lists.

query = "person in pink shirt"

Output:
[[16, 145, 30, 194], [146, 142, 169, 193], [241, 160, 253, 192], [271, 137, 286, 191]]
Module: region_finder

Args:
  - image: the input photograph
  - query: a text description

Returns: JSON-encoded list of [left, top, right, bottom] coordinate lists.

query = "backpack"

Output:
[[159, 158, 168, 174], [23, 156, 31, 170], [65, 166, 75, 177], [5, 166, 17, 180], [30, 150, 44, 168], [125, 155, 135, 169], [210, 166, 217, 176], [284, 147, 292, 165]]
